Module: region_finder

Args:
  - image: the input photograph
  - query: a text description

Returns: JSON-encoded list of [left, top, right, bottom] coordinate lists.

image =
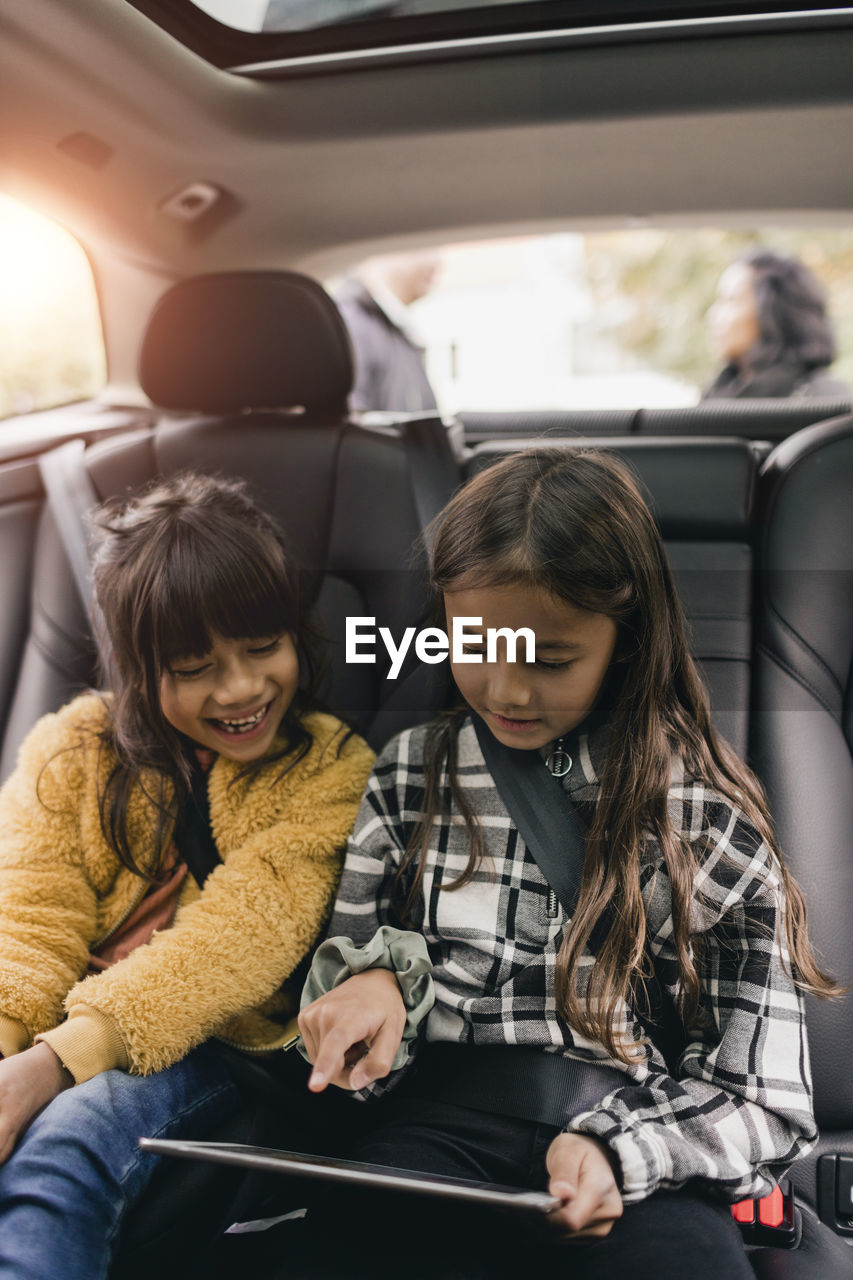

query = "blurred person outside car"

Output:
[[702, 249, 851, 400], [335, 251, 441, 413]]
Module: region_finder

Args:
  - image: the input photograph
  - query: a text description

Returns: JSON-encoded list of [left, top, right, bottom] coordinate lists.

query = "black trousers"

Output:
[[206, 1077, 755, 1280], [115, 1046, 360, 1280]]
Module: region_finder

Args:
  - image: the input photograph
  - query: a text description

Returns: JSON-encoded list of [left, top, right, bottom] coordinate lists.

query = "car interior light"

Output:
[[158, 182, 223, 223]]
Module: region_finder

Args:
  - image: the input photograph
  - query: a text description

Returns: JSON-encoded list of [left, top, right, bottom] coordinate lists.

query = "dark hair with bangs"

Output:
[[90, 472, 324, 878], [397, 448, 839, 1063]]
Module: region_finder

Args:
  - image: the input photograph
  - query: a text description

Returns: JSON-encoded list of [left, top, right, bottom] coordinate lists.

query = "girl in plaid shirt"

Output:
[[297, 449, 839, 1280]]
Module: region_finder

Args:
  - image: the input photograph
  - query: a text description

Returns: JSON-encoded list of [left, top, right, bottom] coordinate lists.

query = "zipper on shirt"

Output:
[[91, 818, 179, 949], [547, 887, 559, 919], [216, 1027, 301, 1054], [90, 879, 150, 949], [215, 1034, 294, 1054]]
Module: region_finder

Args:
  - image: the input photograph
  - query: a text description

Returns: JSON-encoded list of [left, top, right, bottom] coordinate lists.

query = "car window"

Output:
[[332, 228, 853, 413], [174, 0, 850, 46], [0, 196, 106, 421], [135, 0, 853, 73]]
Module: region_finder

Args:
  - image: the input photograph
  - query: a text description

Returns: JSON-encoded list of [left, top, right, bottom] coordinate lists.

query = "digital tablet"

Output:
[[138, 1138, 561, 1216]]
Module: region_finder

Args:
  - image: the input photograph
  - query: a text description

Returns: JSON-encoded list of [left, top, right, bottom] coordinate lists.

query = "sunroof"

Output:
[[191, 1, 572, 36], [129, 0, 853, 70], [192, 0, 851, 33]]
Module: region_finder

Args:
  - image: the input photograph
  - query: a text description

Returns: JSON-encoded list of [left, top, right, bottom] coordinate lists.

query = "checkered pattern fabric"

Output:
[[328, 716, 817, 1204]]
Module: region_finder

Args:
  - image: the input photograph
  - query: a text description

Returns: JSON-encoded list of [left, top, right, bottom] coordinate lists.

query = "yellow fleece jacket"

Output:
[[0, 695, 374, 1084]]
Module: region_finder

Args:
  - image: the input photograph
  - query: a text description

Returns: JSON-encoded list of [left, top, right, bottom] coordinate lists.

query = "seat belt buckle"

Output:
[[731, 1179, 799, 1248]]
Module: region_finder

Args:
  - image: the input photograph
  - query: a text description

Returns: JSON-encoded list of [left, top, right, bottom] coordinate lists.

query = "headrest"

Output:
[[139, 271, 354, 416], [467, 438, 757, 538]]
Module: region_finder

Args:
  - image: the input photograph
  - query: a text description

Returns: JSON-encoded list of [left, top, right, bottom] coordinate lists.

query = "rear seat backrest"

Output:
[[0, 272, 460, 779], [459, 401, 852, 446], [467, 437, 759, 758], [459, 409, 637, 442], [750, 414, 853, 1232], [639, 400, 852, 440]]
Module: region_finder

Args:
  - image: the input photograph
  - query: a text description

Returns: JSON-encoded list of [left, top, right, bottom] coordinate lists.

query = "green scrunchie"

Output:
[[300, 926, 435, 1072]]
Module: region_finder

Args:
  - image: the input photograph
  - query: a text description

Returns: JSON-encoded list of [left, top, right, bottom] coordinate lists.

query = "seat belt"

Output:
[[473, 714, 799, 1245], [363, 417, 460, 745], [472, 713, 588, 913], [401, 415, 461, 560], [471, 713, 685, 1072], [172, 766, 222, 889], [37, 439, 104, 636]]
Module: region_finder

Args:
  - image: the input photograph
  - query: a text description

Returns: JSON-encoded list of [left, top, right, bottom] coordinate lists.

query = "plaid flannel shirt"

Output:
[[327, 715, 817, 1204]]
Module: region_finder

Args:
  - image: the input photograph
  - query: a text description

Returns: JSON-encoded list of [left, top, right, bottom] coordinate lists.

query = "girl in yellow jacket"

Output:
[[0, 472, 374, 1279]]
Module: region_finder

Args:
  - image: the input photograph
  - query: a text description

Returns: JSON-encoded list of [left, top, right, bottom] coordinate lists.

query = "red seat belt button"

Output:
[[758, 1186, 784, 1227], [732, 1200, 755, 1224]]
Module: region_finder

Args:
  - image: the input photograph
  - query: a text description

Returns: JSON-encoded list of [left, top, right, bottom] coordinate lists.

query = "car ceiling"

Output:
[[1, 0, 852, 387]]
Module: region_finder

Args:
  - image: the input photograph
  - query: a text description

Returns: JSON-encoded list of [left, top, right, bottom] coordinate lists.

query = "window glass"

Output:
[[0, 195, 106, 420], [191, 0, 271, 31], [190, 1, 807, 37], [331, 229, 853, 414], [190, 0, 588, 36]]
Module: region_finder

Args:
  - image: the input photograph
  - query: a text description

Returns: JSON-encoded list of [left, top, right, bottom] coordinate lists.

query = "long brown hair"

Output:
[[398, 449, 840, 1062], [89, 472, 324, 878]]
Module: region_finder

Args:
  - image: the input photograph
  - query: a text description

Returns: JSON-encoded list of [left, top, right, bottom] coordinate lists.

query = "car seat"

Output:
[[0, 270, 462, 1278], [425, 431, 853, 1277], [463, 436, 760, 759], [0, 270, 461, 779], [748, 412, 853, 1278]]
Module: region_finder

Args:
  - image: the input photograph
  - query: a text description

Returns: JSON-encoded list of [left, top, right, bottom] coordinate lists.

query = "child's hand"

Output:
[[545, 1132, 623, 1239], [0, 1042, 73, 1163], [298, 969, 407, 1093]]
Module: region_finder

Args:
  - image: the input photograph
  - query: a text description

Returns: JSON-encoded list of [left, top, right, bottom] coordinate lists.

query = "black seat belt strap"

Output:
[[37, 439, 104, 636], [401, 415, 461, 560], [472, 713, 588, 916], [363, 417, 460, 745], [472, 714, 685, 1071]]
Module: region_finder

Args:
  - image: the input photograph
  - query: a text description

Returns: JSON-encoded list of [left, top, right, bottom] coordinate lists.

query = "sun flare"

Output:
[[0, 195, 104, 417]]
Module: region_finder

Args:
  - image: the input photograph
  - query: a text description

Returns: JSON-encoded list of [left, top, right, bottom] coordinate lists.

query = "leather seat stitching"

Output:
[[756, 642, 840, 721]]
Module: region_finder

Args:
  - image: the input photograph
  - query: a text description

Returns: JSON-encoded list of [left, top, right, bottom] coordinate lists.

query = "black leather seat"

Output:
[[5, 304, 850, 1273], [0, 271, 460, 778], [467, 436, 761, 758], [749, 413, 853, 1277], [459, 408, 638, 441], [0, 270, 461, 1272], [639, 400, 852, 440], [0, 270, 458, 1276], [462, 429, 853, 1275], [458, 401, 852, 446]]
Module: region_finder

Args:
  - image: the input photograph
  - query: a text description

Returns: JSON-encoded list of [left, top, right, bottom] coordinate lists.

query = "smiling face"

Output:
[[444, 582, 620, 752], [158, 632, 299, 762]]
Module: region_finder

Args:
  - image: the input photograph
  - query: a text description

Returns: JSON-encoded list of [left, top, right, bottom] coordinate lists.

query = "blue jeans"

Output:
[[0, 1042, 244, 1280]]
